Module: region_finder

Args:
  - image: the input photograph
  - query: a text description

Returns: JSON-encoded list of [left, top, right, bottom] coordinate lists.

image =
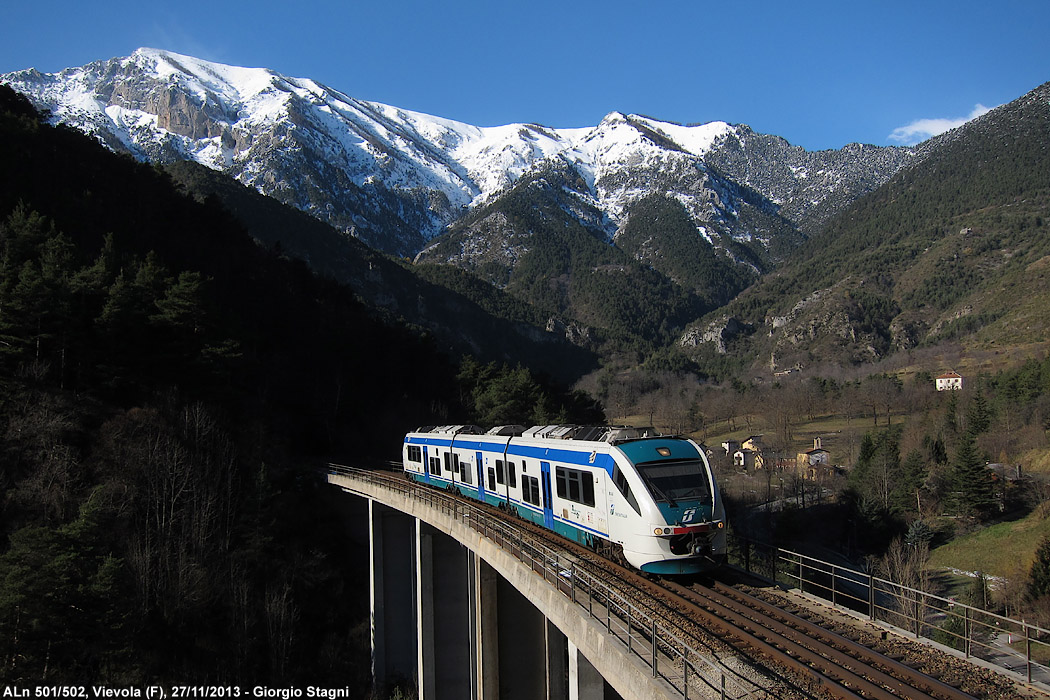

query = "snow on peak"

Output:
[[129, 47, 278, 105], [632, 117, 733, 157], [1, 48, 772, 251]]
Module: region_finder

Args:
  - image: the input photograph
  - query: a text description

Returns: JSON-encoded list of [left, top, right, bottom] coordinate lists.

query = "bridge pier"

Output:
[[371, 500, 585, 700], [568, 641, 603, 700], [370, 501, 416, 693], [418, 520, 476, 700], [475, 556, 500, 699], [336, 474, 681, 700]]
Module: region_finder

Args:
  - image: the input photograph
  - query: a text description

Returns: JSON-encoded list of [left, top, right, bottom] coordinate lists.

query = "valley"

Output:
[[1, 46, 1050, 692]]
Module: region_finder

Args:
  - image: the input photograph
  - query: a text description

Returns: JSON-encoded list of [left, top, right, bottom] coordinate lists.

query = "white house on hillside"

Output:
[[936, 371, 963, 391]]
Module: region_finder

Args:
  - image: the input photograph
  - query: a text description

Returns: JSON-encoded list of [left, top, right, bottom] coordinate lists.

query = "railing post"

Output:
[[628, 603, 633, 654], [682, 645, 688, 700], [831, 564, 837, 608], [652, 620, 658, 677], [772, 546, 778, 585], [571, 563, 577, 605], [914, 588, 920, 638], [1027, 622, 1032, 684], [964, 607, 970, 658]]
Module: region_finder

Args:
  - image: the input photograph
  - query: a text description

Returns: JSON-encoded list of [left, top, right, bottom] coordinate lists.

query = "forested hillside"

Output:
[[678, 81, 1050, 376], [0, 85, 597, 686], [418, 164, 718, 355]]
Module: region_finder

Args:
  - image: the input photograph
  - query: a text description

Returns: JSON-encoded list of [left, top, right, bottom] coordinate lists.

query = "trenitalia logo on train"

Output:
[[403, 424, 727, 575]]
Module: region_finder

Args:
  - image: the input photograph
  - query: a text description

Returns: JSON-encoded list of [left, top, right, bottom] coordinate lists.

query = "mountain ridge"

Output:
[[2, 48, 915, 263]]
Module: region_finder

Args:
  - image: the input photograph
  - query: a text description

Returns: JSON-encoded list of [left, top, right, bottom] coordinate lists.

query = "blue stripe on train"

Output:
[[407, 437, 615, 472], [405, 470, 607, 543]]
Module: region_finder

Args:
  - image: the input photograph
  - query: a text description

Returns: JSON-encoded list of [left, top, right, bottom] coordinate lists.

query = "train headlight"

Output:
[[717, 521, 725, 529], [654, 528, 662, 535]]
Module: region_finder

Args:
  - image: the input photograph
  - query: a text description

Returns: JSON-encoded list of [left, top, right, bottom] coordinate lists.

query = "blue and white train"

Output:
[[402, 424, 726, 575]]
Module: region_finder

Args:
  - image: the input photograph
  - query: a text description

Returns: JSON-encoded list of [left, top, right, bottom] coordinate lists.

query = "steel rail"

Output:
[[707, 582, 976, 700]]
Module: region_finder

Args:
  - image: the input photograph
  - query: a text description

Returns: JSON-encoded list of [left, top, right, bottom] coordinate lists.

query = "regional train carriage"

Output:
[[403, 424, 727, 575]]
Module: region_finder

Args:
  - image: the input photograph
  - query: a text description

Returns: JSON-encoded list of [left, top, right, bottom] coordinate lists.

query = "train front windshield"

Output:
[[635, 460, 712, 505]]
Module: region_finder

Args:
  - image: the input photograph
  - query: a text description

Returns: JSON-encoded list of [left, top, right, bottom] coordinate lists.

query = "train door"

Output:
[[476, 451, 487, 503], [422, 446, 430, 485], [540, 461, 554, 529]]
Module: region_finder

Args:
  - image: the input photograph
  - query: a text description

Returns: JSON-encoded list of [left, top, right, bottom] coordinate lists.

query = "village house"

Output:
[[742, 436, 767, 453], [731, 435, 773, 471], [796, 437, 832, 480], [936, 371, 963, 391]]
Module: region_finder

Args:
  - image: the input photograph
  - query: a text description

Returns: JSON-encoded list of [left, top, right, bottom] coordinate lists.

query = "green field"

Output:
[[929, 508, 1050, 579]]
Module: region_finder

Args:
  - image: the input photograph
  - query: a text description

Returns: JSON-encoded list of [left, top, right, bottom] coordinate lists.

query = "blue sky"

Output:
[[2, 0, 1047, 151]]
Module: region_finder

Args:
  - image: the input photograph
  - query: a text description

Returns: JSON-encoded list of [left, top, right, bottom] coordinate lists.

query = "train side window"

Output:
[[508, 461, 517, 488], [495, 459, 505, 485], [487, 467, 496, 490], [523, 476, 541, 506], [460, 456, 471, 484], [556, 466, 595, 507], [613, 466, 641, 515], [429, 457, 441, 476], [407, 445, 422, 463]]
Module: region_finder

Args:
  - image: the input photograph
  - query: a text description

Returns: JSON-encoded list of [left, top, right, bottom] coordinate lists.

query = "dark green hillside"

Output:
[[682, 80, 1050, 373], [796, 81, 1050, 298], [0, 85, 463, 685], [0, 85, 600, 687], [615, 194, 757, 309]]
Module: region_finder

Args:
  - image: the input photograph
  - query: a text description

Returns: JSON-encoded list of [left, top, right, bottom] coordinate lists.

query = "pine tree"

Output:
[[893, 450, 928, 515], [950, 430, 995, 519], [1029, 537, 1050, 599], [942, 390, 959, 436], [966, 389, 992, 435]]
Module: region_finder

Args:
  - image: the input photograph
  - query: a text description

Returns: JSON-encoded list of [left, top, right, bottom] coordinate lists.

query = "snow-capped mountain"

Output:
[[2, 48, 916, 260]]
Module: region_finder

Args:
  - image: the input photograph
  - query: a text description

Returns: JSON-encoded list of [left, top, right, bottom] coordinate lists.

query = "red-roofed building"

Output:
[[936, 371, 963, 391]]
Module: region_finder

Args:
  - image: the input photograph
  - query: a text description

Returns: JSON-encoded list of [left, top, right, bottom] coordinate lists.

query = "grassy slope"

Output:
[[929, 508, 1050, 578]]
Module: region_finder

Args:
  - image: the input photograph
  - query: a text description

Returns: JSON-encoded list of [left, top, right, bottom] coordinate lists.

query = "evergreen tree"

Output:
[[1029, 536, 1050, 599], [966, 389, 992, 435], [950, 430, 995, 519], [893, 450, 928, 515], [942, 390, 959, 436], [849, 428, 902, 513], [904, 519, 934, 548]]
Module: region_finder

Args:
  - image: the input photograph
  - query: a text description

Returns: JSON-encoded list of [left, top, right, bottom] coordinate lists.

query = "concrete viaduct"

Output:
[[327, 467, 740, 700]]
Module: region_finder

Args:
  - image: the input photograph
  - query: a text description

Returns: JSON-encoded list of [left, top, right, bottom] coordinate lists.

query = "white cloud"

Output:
[[888, 104, 994, 145]]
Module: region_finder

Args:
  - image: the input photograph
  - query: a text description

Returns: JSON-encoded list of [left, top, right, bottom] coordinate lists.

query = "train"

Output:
[[402, 424, 726, 575]]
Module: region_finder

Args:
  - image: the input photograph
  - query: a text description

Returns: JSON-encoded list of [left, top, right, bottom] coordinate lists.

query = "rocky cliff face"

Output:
[[706, 128, 920, 239]]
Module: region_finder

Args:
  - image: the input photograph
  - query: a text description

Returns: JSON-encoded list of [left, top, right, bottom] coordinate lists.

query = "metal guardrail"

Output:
[[729, 536, 1050, 687], [327, 465, 767, 700]]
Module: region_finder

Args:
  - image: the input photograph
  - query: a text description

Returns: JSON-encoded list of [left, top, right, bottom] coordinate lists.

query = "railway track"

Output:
[[662, 579, 981, 700], [338, 465, 1026, 700]]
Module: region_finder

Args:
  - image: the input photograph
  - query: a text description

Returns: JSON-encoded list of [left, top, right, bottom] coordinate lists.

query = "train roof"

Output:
[[411, 424, 667, 445]]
